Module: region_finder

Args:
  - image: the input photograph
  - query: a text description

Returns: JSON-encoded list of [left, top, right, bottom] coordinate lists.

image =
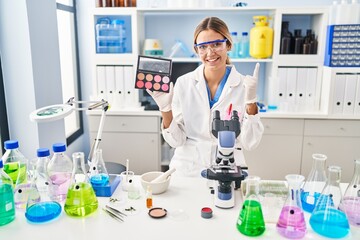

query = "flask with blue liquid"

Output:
[[309, 166, 350, 238], [0, 159, 15, 226], [25, 148, 62, 223], [301, 153, 327, 213], [89, 148, 109, 186]]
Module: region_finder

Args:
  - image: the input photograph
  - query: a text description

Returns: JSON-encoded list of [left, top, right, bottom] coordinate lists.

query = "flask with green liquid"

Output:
[[0, 159, 15, 226], [64, 152, 98, 217], [236, 175, 265, 236]]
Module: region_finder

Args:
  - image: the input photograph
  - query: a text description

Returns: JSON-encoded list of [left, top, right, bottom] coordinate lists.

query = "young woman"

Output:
[[147, 17, 264, 177]]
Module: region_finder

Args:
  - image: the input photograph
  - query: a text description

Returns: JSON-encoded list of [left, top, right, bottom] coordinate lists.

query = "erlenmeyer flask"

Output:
[[301, 153, 327, 213], [309, 166, 350, 238], [25, 148, 62, 223], [64, 152, 98, 217], [236, 175, 265, 236], [89, 149, 109, 186], [339, 159, 360, 226], [276, 174, 307, 239], [0, 159, 15, 226]]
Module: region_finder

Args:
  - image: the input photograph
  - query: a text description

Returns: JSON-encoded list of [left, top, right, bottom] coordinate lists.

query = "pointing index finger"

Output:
[[253, 63, 260, 79]]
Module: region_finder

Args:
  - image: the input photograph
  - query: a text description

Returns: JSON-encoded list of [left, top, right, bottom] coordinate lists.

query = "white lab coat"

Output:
[[162, 64, 264, 177]]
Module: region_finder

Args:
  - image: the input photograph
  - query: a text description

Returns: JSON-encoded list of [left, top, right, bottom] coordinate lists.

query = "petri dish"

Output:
[[148, 207, 167, 219]]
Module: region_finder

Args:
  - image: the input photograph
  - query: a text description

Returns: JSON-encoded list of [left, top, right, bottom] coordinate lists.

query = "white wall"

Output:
[[0, 0, 86, 159]]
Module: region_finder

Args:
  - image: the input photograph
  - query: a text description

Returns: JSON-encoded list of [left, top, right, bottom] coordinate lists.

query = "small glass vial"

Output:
[[146, 185, 153, 208]]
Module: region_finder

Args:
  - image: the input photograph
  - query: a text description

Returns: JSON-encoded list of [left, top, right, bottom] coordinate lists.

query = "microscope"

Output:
[[206, 110, 246, 209]]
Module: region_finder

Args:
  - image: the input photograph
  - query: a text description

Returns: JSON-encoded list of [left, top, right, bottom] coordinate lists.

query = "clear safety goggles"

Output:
[[194, 39, 228, 55]]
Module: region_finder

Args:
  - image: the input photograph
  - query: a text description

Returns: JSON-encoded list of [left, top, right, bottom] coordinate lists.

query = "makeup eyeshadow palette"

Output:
[[134, 55, 173, 93]]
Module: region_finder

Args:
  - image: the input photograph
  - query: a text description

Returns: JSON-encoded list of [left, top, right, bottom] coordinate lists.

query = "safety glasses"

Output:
[[194, 39, 228, 55]]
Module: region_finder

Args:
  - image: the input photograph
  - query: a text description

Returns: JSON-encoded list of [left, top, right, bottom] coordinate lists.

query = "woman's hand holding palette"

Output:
[[134, 55, 173, 93]]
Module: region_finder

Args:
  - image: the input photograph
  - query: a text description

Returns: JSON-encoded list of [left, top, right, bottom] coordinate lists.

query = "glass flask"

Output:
[[276, 174, 307, 239], [236, 175, 266, 236], [64, 152, 98, 217], [309, 166, 350, 238], [47, 143, 73, 202], [89, 149, 109, 186], [0, 159, 15, 226], [301, 153, 327, 213], [25, 148, 61, 223], [339, 159, 360, 226]]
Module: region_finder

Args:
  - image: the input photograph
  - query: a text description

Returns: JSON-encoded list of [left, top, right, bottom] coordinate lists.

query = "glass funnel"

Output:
[[301, 153, 327, 213], [25, 148, 62, 223], [309, 166, 350, 238], [276, 174, 307, 239], [89, 149, 109, 186], [339, 159, 360, 226], [236, 175, 265, 237], [64, 152, 98, 217]]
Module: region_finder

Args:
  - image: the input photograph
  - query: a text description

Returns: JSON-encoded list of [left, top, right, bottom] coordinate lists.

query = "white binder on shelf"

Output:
[[343, 74, 358, 115], [286, 68, 297, 109], [305, 68, 318, 111], [114, 66, 125, 109], [332, 74, 346, 115], [105, 66, 115, 107], [96, 66, 106, 100], [124, 66, 139, 107], [296, 68, 307, 110], [278, 67, 288, 111], [354, 74, 360, 115]]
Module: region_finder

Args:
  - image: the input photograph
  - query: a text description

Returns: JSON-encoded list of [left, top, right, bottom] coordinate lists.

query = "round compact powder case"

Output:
[[149, 208, 167, 219], [201, 207, 213, 219]]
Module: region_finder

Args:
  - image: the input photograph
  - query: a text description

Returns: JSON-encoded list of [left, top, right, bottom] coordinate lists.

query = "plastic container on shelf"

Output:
[[249, 16, 274, 59], [96, 18, 127, 53], [228, 32, 239, 58]]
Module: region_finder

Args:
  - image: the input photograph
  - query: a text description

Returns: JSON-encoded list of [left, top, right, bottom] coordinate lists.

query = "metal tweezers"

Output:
[[103, 205, 127, 222]]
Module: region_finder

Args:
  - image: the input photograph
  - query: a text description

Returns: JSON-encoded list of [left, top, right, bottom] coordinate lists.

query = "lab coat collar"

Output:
[[192, 64, 242, 108]]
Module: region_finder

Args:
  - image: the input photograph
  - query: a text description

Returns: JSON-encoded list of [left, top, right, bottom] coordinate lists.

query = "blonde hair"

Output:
[[193, 17, 232, 64]]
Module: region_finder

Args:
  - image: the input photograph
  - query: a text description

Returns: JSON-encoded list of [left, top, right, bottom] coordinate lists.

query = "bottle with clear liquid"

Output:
[[239, 32, 249, 58], [25, 148, 61, 223], [64, 152, 98, 217], [276, 174, 307, 239], [2, 140, 28, 186], [301, 153, 327, 213], [236, 175, 265, 236], [339, 159, 360, 226], [229, 32, 239, 58], [309, 166, 350, 238], [89, 149, 109, 186], [47, 143, 73, 202], [0, 159, 15, 226]]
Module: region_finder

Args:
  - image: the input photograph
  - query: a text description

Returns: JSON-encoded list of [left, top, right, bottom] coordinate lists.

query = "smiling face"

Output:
[[195, 29, 229, 71]]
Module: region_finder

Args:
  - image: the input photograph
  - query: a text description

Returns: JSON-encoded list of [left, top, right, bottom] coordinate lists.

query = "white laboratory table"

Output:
[[1, 176, 359, 240]]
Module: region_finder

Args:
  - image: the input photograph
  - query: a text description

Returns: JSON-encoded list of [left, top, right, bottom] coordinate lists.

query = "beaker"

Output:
[[25, 148, 62, 223], [276, 174, 307, 239], [301, 153, 327, 213], [309, 166, 350, 238], [339, 159, 360, 226], [64, 152, 98, 217], [89, 149, 109, 186], [236, 175, 265, 236]]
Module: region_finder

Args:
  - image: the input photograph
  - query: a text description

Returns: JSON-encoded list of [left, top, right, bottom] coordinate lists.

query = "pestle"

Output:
[[151, 168, 176, 183]]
